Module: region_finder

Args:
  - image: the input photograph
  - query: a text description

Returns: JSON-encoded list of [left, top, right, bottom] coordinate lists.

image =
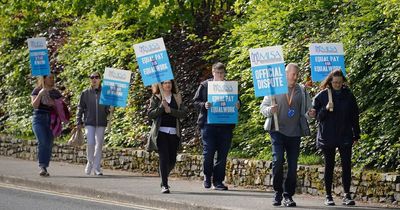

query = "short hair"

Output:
[[90, 71, 101, 78], [212, 62, 225, 72], [285, 63, 300, 72]]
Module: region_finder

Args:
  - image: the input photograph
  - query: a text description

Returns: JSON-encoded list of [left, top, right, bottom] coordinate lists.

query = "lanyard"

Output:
[[286, 87, 295, 107]]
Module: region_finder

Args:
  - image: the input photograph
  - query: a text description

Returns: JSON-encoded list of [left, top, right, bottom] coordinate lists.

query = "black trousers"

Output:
[[322, 145, 352, 195], [156, 131, 179, 187]]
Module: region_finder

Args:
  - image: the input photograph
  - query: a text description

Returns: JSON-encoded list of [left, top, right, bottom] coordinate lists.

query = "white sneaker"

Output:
[[94, 169, 103, 176], [85, 162, 93, 175]]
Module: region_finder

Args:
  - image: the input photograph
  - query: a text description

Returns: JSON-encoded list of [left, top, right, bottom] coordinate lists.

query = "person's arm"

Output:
[[147, 96, 164, 119], [304, 89, 314, 119], [76, 92, 86, 128], [170, 103, 188, 119], [313, 93, 328, 122], [31, 89, 47, 109], [193, 84, 206, 111], [260, 96, 274, 117]]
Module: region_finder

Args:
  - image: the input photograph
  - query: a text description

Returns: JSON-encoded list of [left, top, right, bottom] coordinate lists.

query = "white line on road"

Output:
[[0, 182, 165, 210]]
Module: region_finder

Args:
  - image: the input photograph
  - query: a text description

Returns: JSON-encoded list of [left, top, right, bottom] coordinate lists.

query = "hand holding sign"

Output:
[[205, 102, 212, 109]]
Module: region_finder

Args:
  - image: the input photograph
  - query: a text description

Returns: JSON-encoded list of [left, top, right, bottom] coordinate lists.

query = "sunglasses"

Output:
[[89, 75, 100, 79]]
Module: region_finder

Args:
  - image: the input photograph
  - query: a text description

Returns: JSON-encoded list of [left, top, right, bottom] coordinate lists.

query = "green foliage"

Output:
[[0, 0, 399, 172], [212, 0, 399, 171]]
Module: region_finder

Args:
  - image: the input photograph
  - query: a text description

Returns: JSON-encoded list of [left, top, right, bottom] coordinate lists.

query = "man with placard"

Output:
[[28, 37, 50, 76], [252, 46, 313, 207], [193, 62, 240, 191]]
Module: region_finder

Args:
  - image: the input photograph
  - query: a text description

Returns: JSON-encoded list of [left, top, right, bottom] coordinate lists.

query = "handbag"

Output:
[[67, 127, 84, 147]]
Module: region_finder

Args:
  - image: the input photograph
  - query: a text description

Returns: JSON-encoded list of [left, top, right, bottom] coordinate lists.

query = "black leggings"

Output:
[[156, 132, 179, 187], [322, 145, 352, 195]]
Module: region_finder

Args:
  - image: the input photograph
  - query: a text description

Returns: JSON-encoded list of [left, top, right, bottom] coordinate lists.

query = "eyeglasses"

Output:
[[89, 75, 100, 79]]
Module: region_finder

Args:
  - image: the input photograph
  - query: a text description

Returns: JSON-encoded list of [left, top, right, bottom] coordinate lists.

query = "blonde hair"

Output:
[[35, 74, 54, 88]]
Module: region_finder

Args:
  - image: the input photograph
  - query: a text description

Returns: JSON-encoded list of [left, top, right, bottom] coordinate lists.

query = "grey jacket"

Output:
[[260, 84, 312, 137], [146, 93, 187, 152], [76, 87, 110, 127]]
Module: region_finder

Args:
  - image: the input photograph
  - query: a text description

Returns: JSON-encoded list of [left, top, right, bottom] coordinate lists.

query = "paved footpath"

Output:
[[0, 156, 396, 210]]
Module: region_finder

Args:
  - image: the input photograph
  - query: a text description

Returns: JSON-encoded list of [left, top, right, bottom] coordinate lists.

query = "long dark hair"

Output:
[[151, 80, 177, 94], [320, 69, 347, 90]]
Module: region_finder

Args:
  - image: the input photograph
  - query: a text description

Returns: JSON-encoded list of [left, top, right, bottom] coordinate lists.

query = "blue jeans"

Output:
[[32, 110, 54, 168], [201, 125, 233, 184], [270, 132, 300, 198]]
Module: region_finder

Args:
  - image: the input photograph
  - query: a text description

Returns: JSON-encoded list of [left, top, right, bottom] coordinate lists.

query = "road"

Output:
[[0, 183, 163, 210]]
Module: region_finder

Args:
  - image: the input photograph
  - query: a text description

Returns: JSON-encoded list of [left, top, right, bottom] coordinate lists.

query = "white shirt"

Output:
[[159, 94, 176, 134]]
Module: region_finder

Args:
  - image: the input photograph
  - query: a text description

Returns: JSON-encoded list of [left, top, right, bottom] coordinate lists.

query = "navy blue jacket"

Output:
[[313, 87, 360, 148]]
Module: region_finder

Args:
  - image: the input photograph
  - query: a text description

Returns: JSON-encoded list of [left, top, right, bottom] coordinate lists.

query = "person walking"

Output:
[[193, 62, 240, 191], [312, 69, 360, 206], [260, 63, 314, 206], [77, 72, 111, 176], [147, 80, 187, 193], [31, 72, 64, 177]]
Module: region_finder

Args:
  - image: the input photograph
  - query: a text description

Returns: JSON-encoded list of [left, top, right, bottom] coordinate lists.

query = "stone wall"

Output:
[[0, 136, 399, 206]]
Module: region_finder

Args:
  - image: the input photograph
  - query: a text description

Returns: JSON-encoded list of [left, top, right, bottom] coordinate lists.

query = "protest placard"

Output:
[[28, 37, 50, 76], [133, 38, 174, 86], [99, 68, 132, 107], [207, 81, 238, 124], [310, 43, 346, 82]]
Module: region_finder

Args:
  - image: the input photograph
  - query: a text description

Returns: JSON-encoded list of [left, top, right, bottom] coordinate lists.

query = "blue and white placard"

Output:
[[28, 37, 50, 76], [100, 68, 132, 107], [133, 38, 174, 86], [249, 46, 288, 97], [207, 81, 238, 124], [310, 43, 346, 82]]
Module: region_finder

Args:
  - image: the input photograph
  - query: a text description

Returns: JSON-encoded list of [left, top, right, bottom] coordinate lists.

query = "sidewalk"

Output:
[[0, 156, 395, 210]]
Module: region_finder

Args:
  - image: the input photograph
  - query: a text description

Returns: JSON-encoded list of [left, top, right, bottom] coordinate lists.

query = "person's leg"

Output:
[[322, 146, 336, 196], [93, 126, 106, 174], [283, 136, 300, 198], [281, 135, 300, 207], [201, 125, 217, 188], [322, 146, 336, 205], [213, 126, 232, 189], [32, 112, 52, 176], [167, 134, 180, 175], [157, 132, 170, 188], [85, 126, 96, 175], [339, 144, 355, 205], [270, 132, 284, 205]]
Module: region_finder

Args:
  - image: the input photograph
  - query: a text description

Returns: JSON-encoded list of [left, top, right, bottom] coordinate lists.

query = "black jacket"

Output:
[[76, 87, 110, 127], [313, 87, 360, 148], [193, 78, 238, 129]]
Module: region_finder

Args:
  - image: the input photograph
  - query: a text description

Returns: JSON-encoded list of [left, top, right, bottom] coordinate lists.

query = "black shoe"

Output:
[[342, 193, 355, 205], [272, 198, 282, 206], [325, 195, 335, 206], [213, 183, 228, 190], [161, 186, 170, 194], [39, 167, 49, 177], [283, 196, 296, 207], [272, 192, 282, 206], [203, 177, 211, 189]]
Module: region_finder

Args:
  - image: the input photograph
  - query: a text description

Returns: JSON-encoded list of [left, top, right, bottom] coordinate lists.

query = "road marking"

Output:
[[0, 182, 165, 210]]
